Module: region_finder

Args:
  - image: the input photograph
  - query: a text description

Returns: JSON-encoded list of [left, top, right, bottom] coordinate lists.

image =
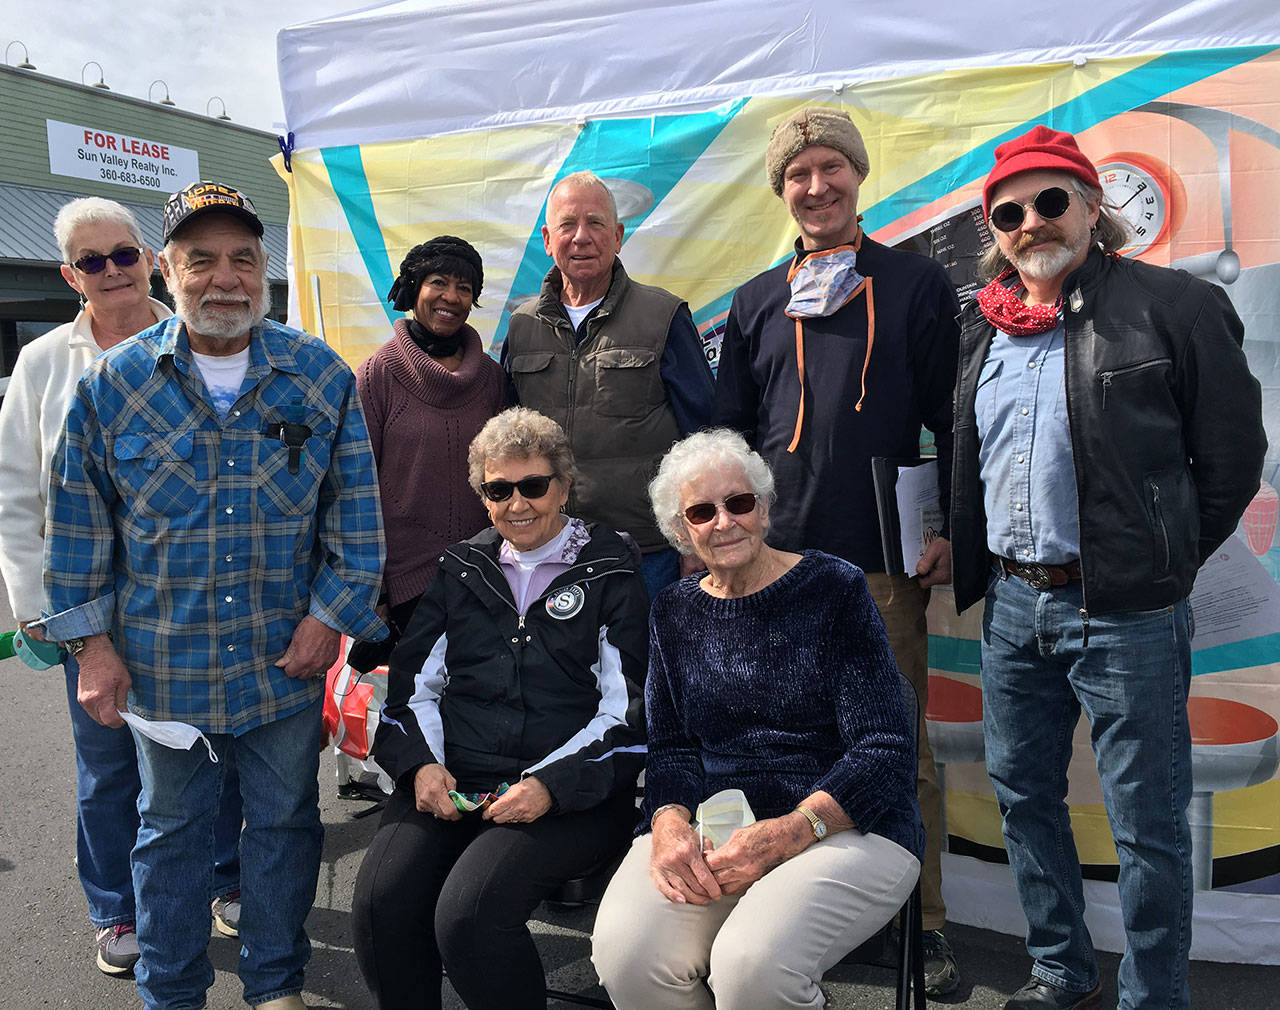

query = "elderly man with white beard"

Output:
[[949, 127, 1264, 1010], [40, 181, 387, 1010]]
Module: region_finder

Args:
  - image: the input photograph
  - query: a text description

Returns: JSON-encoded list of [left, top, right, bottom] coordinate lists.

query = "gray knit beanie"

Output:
[[765, 107, 870, 195]]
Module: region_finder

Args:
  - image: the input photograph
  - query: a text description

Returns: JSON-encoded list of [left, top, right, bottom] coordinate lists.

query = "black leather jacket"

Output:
[[951, 250, 1265, 615]]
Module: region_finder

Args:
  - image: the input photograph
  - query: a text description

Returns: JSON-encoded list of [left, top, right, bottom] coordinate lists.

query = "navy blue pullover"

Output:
[[713, 236, 960, 572], [641, 551, 924, 861]]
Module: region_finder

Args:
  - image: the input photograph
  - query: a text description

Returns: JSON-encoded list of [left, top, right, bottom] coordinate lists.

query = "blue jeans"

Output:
[[981, 572, 1193, 1010], [131, 696, 324, 1009], [64, 658, 243, 927]]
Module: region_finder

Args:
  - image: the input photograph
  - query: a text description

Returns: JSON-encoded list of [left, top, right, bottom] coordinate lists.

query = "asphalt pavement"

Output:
[[1, 587, 1275, 1009]]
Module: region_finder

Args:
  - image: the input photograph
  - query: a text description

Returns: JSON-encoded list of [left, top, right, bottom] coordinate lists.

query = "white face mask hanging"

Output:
[[118, 710, 219, 763], [785, 246, 864, 319]]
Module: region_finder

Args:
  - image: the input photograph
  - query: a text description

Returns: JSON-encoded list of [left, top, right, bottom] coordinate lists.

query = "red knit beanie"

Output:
[[982, 125, 1100, 216]]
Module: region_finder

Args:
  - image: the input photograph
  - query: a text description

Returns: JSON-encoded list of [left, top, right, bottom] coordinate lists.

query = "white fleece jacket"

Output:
[[0, 299, 170, 621]]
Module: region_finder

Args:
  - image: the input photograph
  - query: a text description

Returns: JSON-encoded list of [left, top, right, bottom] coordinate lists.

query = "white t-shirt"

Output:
[[191, 347, 250, 420], [563, 296, 604, 332]]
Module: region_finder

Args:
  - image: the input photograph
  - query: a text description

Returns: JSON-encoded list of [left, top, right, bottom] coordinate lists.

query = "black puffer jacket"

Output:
[[373, 522, 649, 812], [951, 250, 1265, 615]]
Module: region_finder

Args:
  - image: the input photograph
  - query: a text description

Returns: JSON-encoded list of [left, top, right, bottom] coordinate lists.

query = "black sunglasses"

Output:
[[989, 187, 1072, 233], [71, 247, 144, 274], [480, 474, 557, 503], [684, 492, 758, 526]]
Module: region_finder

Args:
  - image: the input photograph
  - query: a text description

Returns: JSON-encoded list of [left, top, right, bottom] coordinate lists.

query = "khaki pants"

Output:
[[592, 831, 919, 1010], [865, 572, 947, 931]]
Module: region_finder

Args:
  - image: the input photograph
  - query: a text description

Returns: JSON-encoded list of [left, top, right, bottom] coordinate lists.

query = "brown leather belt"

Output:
[[995, 556, 1083, 591]]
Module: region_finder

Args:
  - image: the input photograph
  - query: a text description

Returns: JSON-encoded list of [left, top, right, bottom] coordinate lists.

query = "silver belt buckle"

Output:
[[1022, 563, 1051, 591]]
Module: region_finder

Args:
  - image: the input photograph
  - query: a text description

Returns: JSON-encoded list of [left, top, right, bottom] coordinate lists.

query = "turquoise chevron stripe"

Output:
[[495, 98, 749, 345], [928, 634, 983, 677], [928, 629, 1280, 679], [691, 288, 736, 332], [1190, 632, 1280, 676], [321, 145, 397, 326], [861, 45, 1277, 232]]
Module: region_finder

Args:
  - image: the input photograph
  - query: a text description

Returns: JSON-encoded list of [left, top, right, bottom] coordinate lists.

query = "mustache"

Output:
[[1012, 229, 1061, 254], [199, 294, 252, 308]]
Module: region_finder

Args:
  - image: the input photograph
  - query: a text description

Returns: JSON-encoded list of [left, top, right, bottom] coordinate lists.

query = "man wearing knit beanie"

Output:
[[950, 125, 1265, 1010], [714, 106, 963, 997]]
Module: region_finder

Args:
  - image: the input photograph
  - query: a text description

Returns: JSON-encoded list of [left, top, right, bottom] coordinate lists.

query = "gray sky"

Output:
[[5, 1, 367, 134]]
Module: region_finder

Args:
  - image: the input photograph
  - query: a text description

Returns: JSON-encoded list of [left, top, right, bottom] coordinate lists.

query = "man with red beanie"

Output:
[[949, 125, 1265, 1009]]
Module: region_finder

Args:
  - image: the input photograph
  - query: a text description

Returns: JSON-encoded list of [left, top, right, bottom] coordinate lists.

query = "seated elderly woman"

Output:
[[352, 407, 649, 1010], [592, 428, 924, 1010]]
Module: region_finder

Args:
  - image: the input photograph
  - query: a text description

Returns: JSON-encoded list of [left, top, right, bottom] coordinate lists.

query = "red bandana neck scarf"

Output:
[[975, 267, 1062, 336]]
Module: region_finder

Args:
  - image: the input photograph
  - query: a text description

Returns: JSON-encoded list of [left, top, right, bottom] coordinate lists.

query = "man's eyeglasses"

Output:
[[70, 247, 144, 274], [480, 474, 557, 503], [988, 186, 1072, 233], [684, 492, 758, 526]]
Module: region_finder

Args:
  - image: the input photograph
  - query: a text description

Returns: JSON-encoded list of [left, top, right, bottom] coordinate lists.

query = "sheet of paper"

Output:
[[1188, 533, 1280, 651], [896, 460, 942, 575]]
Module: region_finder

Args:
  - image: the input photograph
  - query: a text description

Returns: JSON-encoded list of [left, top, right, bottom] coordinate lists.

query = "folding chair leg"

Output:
[[896, 881, 925, 1010]]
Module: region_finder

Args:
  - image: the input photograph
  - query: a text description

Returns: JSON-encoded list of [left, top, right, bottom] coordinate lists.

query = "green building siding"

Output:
[[0, 65, 287, 221], [0, 64, 292, 391]]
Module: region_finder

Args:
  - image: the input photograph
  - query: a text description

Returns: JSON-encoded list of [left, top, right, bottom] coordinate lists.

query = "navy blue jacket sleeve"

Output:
[[659, 305, 715, 436], [709, 290, 760, 446]]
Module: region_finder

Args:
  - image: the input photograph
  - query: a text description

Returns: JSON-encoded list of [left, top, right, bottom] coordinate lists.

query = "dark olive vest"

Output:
[[506, 262, 683, 552]]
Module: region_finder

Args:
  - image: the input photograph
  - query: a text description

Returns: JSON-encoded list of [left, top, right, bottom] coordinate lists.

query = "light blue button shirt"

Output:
[[974, 322, 1081, 565]]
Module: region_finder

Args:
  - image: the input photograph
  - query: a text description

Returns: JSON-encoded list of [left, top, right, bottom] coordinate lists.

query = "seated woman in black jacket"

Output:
[[352, 407, 648, 1010]]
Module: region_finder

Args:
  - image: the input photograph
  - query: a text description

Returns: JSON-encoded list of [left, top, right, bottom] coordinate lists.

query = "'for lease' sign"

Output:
[[46, 120, 200, 193]]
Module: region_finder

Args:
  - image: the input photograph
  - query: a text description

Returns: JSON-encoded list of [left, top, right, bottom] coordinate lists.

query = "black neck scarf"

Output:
[[407, 319, 465, 359]]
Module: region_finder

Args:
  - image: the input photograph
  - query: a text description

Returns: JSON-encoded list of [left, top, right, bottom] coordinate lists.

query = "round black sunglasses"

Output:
[[989, 186, 1072, 233]]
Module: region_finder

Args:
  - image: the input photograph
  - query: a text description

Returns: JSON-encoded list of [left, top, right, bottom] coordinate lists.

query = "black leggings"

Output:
[[352, 784, 635, 1010]]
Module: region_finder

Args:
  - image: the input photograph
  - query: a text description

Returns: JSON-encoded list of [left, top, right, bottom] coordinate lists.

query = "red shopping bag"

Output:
[[323, 639, 389, 760]]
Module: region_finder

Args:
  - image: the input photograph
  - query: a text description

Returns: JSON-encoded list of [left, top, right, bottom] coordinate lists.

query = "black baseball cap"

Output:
[[162, 181, 264, 244]]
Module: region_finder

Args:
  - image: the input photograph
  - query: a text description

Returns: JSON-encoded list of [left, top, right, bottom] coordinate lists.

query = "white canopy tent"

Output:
[[279, 0, 1280, 148], [276, 1, 1280, 964]]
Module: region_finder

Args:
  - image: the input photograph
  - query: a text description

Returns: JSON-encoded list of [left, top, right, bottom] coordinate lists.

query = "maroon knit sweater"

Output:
[[356, 319, 506, 606]]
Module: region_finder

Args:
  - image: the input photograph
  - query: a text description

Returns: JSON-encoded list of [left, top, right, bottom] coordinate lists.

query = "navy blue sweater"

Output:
[[641, 551, 924, 861], [713, 237, 960, 571]]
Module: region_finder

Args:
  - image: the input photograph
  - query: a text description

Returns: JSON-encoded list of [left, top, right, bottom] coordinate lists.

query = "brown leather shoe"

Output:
[[1004, 978, 1103, 1010]]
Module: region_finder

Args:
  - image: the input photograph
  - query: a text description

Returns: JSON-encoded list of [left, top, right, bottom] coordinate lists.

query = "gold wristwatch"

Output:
[[795, 804, 827, 841]]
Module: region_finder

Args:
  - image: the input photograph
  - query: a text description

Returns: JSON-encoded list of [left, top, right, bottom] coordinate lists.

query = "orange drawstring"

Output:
[[787, 316, 808, 453], [785, 274, 876, 453], [855, 275, 875, 413]]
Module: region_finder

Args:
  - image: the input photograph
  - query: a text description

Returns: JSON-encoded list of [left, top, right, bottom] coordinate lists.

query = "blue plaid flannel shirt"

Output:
[[43, 316, 387, 735]]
